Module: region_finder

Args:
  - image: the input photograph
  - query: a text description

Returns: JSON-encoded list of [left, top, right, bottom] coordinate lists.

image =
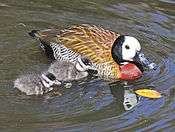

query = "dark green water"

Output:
[[0, 0, 175, 131]]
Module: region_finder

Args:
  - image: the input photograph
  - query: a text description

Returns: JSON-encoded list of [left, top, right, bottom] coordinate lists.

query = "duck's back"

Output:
[[58, 24, 119, 63], [31, 24, 119, 64]]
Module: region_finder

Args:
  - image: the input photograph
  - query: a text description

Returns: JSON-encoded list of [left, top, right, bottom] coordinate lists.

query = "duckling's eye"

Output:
[[81, 57, 92, 65], [46, 73, 56, 81], [125, 45, 130, 49]]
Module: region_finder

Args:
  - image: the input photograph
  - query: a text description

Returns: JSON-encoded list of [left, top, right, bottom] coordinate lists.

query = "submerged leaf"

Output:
[[135, 89, 162, 99]]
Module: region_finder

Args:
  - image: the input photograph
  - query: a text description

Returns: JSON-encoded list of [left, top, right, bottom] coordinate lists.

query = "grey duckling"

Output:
[[14, 57, 94, 95], [14, 72, 60, 95], [47, 57, 96, 81]]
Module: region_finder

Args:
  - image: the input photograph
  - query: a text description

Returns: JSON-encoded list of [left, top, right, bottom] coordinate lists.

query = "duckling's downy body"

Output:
[[47, 60, 89, 81], [14, 58, 92, 95], [29, 24, 156, 81], [14, 73, 57, 95]]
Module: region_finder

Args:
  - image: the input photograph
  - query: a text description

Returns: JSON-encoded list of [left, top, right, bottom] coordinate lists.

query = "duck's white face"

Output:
[[112, 35, 157, 71], [121, 36, 141, 62]]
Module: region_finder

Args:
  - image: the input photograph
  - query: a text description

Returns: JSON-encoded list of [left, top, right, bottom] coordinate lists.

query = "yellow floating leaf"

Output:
[[135, 89, 162, 99]]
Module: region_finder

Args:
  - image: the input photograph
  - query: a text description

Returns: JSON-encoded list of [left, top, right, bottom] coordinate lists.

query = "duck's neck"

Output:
[[125, 61, 144, 73]]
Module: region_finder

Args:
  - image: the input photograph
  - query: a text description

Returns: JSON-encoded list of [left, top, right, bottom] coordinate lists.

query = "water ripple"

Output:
[[0, 0, 175, 131]]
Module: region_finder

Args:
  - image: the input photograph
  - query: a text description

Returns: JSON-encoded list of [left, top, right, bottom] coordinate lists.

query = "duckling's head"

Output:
[[76, 57, 97, 73], [112, 35, 157, 72], [41, 73, 61, 88]]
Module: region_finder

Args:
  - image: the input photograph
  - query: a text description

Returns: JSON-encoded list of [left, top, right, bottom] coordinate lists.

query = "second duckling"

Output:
[[47, 57, 95, 81]]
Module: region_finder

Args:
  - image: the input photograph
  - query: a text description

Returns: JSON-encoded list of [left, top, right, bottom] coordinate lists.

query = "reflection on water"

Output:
[[0, 0, 175, 131]]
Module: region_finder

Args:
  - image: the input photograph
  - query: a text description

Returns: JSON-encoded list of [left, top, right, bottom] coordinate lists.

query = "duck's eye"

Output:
[[125, 45, 130, 49]]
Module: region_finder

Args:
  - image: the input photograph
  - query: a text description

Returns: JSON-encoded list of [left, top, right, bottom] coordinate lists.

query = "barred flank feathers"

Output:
[[50, 43, 80, 63], [92, 63, 118, 80]]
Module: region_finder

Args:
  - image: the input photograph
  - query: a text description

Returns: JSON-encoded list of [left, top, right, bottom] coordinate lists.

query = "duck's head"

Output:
[[112, 35, 156, 76]]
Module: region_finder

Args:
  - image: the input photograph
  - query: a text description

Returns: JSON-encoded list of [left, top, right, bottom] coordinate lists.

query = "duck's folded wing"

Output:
[[57, 24, 119, 64]]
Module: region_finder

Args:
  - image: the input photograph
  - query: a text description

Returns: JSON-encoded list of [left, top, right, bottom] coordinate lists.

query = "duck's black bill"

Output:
[[134, 51, 157, 71]]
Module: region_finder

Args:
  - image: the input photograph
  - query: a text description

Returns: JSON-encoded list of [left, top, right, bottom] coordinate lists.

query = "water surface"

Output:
[[0, 0, 175, 131]]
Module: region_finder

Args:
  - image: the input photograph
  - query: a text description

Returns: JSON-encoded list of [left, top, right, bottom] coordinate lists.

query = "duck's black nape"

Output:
[[111, 35, 125, 65]]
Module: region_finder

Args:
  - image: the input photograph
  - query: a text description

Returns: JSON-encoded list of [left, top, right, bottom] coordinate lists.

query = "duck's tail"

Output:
[[28, 29, 60, 40], [28, 29, 61, 60], [28, 29, 44, 40], [28, 30, 40, 38]]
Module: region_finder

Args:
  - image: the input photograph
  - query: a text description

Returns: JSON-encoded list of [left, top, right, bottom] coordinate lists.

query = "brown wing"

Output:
[[56, 24, 120, 64]]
